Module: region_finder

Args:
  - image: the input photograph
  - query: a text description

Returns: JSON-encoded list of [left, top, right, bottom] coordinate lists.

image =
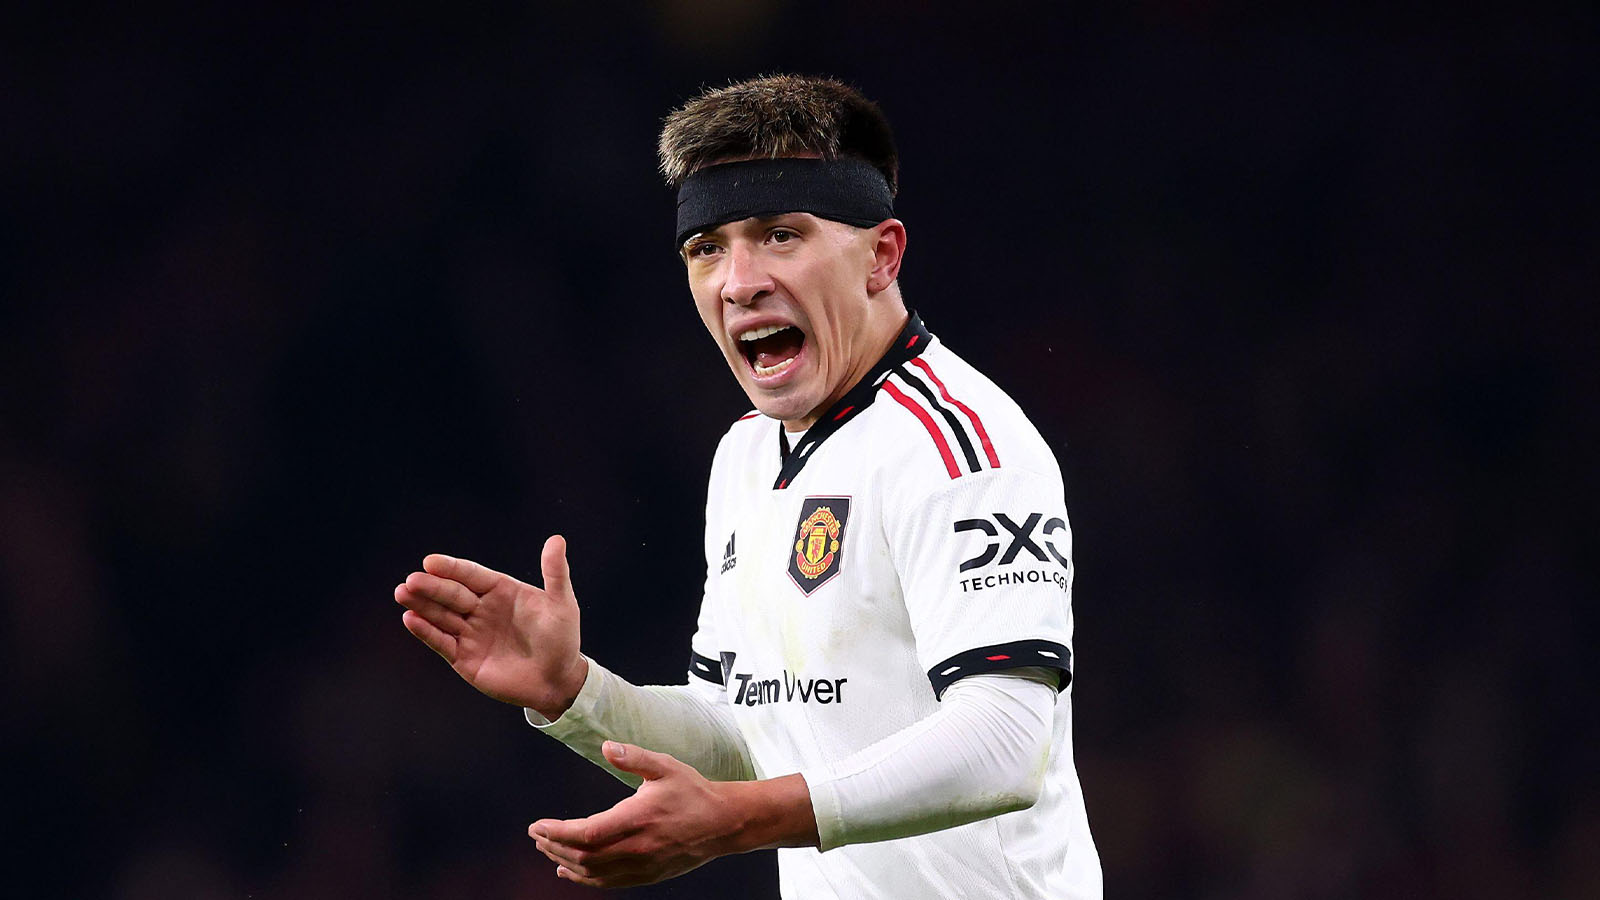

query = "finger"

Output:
[[533, 836, 593, 874], [422, 553, 502, 594], [401, 610, 458, 661], [534, 825, 653, 889], [394, 585, 467, 634], [602, 741, 680, 782], [402, 570, 479, 614], [560, 862, 654, 890], [555, 865, 605, 888], [533, 808, 640, 850], [540, 535, 573, 599], [532, 817, 594, 848]]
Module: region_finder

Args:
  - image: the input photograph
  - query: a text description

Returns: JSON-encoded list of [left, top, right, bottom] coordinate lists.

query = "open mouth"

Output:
[[738, 324, 807, 378]]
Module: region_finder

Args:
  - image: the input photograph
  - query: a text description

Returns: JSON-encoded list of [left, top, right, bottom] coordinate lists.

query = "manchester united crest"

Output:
[[788, 496, 852, 595]]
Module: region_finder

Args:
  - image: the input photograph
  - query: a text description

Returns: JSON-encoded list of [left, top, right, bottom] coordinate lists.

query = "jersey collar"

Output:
[[774, 311, 934, 490]]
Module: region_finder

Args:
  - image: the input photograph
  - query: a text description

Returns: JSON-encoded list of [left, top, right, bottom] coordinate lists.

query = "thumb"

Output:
[[541, 534, 574, 599], [602, 741, 677, 781]]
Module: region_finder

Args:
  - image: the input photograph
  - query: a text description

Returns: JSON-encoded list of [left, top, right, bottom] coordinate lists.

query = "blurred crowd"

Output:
[[2, 2, 1593, 897]]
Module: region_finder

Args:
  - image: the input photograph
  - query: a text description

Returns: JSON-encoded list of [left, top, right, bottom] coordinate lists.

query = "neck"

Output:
[[785, 296, 910, 432]]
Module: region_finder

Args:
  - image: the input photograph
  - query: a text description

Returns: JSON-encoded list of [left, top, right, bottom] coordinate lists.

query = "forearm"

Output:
[[530, 665, 1055, 867], [713, 773, 819, 853], [801, 670, 1058, 851], [527, 656, 755, 786]]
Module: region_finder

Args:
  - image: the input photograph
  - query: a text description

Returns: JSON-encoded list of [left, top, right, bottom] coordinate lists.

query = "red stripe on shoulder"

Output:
[[909, 358, 1001, 468], [736, 411, 760, 422], [881, 380, 961, 479]]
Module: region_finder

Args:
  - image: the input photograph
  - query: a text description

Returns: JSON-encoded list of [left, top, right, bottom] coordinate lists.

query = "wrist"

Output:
[[721, 773, 819, 854], [531, 654, 590, 721]]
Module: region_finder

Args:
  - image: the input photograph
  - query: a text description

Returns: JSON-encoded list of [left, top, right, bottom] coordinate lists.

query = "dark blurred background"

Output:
[[3, 1, 1595, 897]]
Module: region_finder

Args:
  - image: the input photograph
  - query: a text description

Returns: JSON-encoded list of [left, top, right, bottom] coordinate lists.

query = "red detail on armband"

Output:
[[985, 654, 1012, 661], [906, 334, 920, 349]]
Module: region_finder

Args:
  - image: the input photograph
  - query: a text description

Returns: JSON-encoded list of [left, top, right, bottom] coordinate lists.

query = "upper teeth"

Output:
[[739, 324, 792, 342]]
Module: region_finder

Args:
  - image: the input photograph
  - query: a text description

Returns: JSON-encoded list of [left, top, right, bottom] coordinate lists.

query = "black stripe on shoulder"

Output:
[[690, 651, 724, 686], [927, 640, 1072, 699], [893, 366, 983, 474]]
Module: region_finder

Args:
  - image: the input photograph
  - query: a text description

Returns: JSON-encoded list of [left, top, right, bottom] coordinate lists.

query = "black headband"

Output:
[[675, 157, 894, 247]]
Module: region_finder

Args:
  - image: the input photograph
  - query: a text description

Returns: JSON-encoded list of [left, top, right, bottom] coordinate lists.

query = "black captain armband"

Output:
[[927, 640, 1072, 699], [690, 651, 724, 686]]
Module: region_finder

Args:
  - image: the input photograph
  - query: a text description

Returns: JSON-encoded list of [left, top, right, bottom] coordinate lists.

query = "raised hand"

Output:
[[395, 535, 588, 719], [529, 742, 818, 888]]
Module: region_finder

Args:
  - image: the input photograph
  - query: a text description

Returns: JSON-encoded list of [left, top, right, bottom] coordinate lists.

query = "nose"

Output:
[[721, 242, 774, 307]]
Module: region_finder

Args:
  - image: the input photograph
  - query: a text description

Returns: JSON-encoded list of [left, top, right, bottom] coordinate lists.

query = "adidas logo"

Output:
[[719, 532, 738, 574]]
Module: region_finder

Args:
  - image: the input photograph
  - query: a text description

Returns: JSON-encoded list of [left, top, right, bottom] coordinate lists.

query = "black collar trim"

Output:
[[774, 312, 933, 490]]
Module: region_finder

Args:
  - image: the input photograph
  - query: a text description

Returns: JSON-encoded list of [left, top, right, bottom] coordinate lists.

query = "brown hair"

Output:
[[658, 74, 899, 196]]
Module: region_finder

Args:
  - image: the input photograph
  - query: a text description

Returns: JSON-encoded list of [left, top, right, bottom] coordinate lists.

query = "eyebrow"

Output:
[[680, 214, 809, 252]]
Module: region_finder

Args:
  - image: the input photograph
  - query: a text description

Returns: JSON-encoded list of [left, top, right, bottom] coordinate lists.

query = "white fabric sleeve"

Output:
[[884, 467, 1075, 692], [800, 669, 1058, 852], [524, 656, 755, 787]]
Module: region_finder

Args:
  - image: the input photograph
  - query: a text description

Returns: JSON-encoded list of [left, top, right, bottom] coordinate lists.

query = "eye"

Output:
[[768, 228, 797, 244], [685, 240, 721, 259]]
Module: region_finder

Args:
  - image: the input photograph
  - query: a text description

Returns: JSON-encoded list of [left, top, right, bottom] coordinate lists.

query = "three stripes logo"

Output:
[[719, 532, 737, 574], [878, 358, 1000, 481]]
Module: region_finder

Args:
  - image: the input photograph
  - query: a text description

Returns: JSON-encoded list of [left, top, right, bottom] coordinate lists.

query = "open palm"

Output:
[[395, 535, 588, 719]]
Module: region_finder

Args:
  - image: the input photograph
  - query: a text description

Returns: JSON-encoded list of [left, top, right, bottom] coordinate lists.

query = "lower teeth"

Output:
[[754, 356, 797, 377]]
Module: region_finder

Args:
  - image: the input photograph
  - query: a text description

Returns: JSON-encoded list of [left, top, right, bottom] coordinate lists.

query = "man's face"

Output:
[[683, 212, 884, 429]]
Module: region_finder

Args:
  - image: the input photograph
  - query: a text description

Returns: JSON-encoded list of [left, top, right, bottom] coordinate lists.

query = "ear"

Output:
[[866, 219, 907, 295]]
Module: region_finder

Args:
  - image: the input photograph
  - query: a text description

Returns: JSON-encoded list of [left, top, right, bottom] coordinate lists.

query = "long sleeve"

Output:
[[800, 669, 1058, 852], [525, 656, 755, 787]]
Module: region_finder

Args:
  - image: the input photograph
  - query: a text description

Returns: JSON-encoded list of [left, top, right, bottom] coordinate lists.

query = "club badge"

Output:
[[788, 496, 851, 595]]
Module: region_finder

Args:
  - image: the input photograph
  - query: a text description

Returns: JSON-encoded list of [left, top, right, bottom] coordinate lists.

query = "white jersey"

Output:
[[690, 314, 1101, 900]]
